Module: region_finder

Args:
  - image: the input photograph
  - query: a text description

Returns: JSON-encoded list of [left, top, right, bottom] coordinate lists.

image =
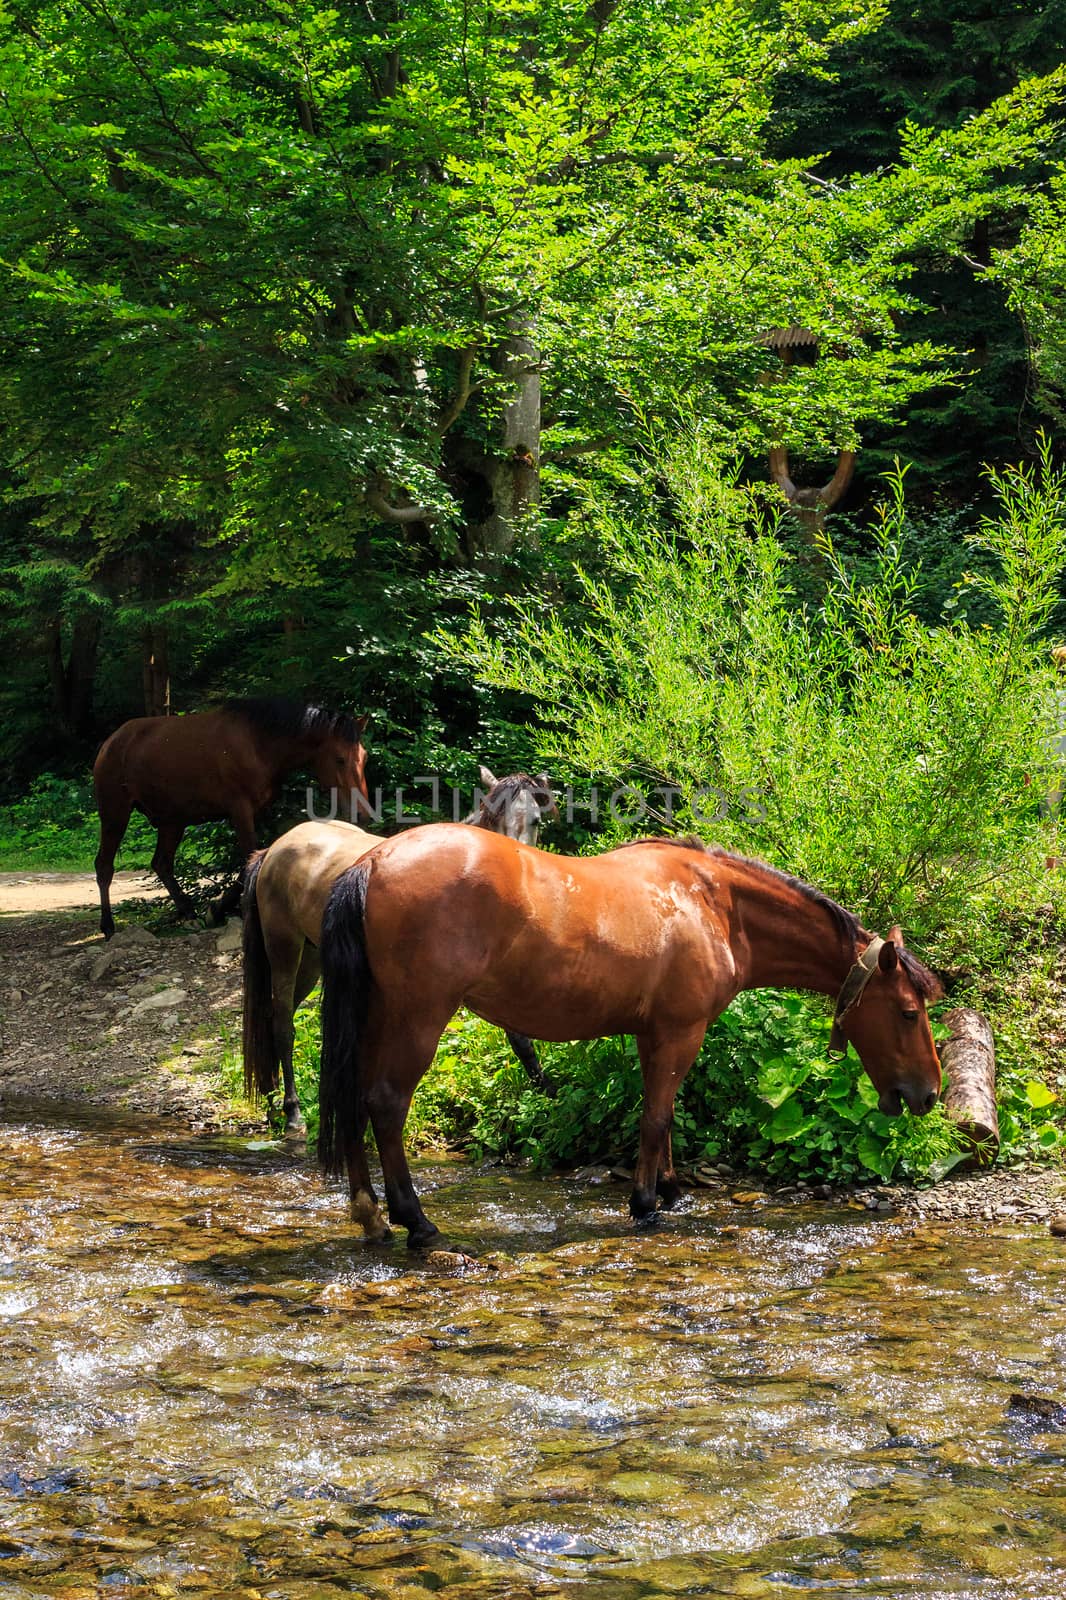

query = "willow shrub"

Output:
[[456, 436, 1066, 954], [427, 435, 1066, 1181]]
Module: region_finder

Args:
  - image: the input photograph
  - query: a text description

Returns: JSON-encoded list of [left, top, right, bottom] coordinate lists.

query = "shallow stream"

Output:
[[1, 1100, 1064, 1599]]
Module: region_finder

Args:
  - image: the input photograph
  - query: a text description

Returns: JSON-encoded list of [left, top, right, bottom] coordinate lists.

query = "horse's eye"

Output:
[[902, 1008, 919, 1022]]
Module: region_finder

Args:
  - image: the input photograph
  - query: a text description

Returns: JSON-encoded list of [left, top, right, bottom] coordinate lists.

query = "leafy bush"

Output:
[[0, 773, 153, 871], [421, 998, 966, 1184], [235, 995, 965, 1185], [447, 433, 1066, 967]]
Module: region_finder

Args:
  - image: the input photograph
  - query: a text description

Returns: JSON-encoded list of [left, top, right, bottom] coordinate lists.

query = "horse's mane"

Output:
[[612, 835, 942, 999], [224, 696, 362, 745]]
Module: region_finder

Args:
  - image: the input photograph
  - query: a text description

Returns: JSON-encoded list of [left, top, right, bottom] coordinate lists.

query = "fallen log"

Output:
[[941, 1008, 999, 1158]]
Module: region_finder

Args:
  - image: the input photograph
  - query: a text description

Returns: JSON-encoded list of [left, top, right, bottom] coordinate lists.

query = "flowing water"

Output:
[[1, 1099, 1065, 1600]]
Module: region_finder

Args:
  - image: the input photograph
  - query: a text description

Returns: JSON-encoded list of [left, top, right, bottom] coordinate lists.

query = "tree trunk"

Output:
[[44, 613, 101, 737], [941, 1007, 999, 1158], [465, 318, 541, 556], [67, 613, 100, 735], [142, 623, 171, 717]]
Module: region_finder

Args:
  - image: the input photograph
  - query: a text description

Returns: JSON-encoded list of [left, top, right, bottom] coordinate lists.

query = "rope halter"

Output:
[[828, 935, 885, 1055]]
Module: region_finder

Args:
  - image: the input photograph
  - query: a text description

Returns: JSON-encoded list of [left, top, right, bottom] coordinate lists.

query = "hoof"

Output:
[[656, 1178, 684, 1211], [407, 1225, 443, 1252], [632, 1210, 662, 1231], [352, 1212, 392, 1243]]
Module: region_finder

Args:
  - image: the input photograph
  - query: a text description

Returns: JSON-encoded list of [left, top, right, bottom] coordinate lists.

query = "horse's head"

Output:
[[831, 926, 942, 1116], [313, 713, 370, 820], [477, 767, 558, 846]]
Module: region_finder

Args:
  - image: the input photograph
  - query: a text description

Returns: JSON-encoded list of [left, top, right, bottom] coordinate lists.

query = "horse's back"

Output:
[[357, 827, 730, 1038], [258, 819, 383, 946]]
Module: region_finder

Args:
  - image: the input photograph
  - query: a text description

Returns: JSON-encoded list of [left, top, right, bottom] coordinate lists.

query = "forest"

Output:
[[2, 0, 1066, 1182]]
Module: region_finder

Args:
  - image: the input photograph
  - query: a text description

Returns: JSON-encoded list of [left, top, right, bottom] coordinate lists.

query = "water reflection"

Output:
[[1, 1097, 1064, 1599]]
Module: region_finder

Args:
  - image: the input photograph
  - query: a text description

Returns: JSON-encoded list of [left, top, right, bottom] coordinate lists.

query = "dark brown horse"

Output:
[[93, 696, 368, 938], [316, 829, 943, 1246], [241, 770, 559, 1135]]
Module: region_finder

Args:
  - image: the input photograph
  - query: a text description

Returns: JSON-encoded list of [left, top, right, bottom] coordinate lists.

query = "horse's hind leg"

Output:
[[95, 795, 132, 939], [273, 943, 320, 1138], [151, 821, 197, 919], [505, 1030, 556, 1097], [657, 1132, 683, 1210], [345, 1116, 390, 1242], [365, 1012, 452, 1249], [630, 1024, 707, 1224]]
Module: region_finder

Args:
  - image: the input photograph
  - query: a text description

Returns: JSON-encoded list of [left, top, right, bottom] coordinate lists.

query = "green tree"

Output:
[[1, 0, 1061, 591], [769, 1, 1066, 492]]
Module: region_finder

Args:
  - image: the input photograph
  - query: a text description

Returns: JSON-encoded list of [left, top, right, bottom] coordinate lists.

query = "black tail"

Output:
[[318, 859, 373, 1178], [241, 850, 277, 1100]]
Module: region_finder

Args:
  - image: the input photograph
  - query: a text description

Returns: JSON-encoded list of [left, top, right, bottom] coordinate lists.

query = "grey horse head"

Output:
[[469, 767, 558, 846]]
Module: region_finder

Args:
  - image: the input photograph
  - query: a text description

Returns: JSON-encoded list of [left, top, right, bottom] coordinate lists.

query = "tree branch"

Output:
[[435, 344, 483, 435], [366, 487, 439, 524]]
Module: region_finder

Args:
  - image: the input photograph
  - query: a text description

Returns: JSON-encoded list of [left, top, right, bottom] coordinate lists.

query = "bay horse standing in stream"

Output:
[[93, 697, 369, 937], [316, 829, 943, 1247], [241, 768, 558, 1135]]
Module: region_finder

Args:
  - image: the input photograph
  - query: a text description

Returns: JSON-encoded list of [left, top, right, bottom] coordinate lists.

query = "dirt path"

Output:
[[0, 888, 259, 1134], [0, 869, 166, 916]]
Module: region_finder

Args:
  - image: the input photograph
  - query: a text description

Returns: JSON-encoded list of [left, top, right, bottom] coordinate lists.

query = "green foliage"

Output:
[[447, 433, 1066, 961], [0, 0, 1061, 585], [456, 994, 968, 1184], [770, 1, 1066, 494], [245, 994, 967, 1184], [0, 774, 152, 871]]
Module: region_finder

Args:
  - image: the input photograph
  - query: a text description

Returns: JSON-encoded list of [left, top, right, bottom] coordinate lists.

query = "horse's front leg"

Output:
[[151, 821, 198, 920], [630, 1024, 707, 1224]]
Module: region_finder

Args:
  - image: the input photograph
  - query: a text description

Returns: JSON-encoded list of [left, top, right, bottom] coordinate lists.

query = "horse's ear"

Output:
[[878, 936, 899, 973], [535, 772, 551, 787], [479, 765, 497, 789], [353, 713, 369, 736]]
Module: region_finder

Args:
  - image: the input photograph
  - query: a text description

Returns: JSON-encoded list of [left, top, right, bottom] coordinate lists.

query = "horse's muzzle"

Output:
[[880, 1085, 939, 1118]]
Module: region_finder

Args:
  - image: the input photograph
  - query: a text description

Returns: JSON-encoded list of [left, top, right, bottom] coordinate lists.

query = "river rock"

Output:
[[111, 925, 158, 948], [88, 949, 119, 981], [128, 976, 180, 999], [1007, 1393, 1066, 1431], [216, 919, 243, 954], [130, 986, 187, 1018]]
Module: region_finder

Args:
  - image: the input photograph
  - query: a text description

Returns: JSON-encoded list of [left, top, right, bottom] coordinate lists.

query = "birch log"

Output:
[[941, 1007, 999, 1155]]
